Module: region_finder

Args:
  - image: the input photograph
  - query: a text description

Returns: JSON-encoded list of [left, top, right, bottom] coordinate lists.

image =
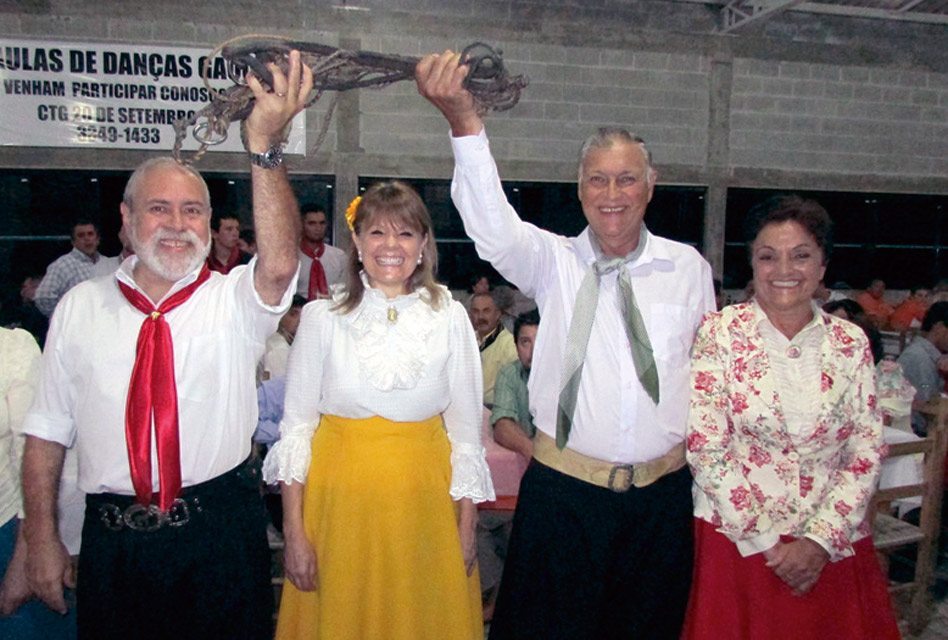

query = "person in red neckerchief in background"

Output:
[[18, 50, 313, 640], [206, 213, 253, 275], [297, 204, 346, 300]]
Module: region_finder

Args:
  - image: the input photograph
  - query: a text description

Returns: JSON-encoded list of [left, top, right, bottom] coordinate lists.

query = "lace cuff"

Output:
[[261, 432, 313, 485], [449, 442, 496, 503]]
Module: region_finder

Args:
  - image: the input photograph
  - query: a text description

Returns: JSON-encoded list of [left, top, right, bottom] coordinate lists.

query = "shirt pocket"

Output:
[[645, 303, 692, 363]]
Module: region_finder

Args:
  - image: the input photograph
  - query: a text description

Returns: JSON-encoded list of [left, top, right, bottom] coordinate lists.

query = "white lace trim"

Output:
[[261, 431, 312, 485], [347, 283, 440, 392], [449, 441, 496, 503]]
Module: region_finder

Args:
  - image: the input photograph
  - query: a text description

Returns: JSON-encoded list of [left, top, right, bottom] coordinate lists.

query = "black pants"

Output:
[[77, 461, 273, 640], [489, 459, 695, 640]]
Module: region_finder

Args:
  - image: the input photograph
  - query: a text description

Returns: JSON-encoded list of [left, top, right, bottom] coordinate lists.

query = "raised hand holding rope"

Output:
[[172, 35, 528, 164]]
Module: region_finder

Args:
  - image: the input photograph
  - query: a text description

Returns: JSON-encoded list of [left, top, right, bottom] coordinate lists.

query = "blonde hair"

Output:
[[334, 180, 444, 314]]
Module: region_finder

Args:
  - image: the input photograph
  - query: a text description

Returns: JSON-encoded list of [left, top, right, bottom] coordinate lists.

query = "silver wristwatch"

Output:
[[248, 144, 284, 169]]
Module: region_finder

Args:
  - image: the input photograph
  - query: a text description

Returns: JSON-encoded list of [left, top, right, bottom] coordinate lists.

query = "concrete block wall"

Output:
[[0, 0, 946, 277], [731, 58, 947, 178], [359, 36, 709, 171]]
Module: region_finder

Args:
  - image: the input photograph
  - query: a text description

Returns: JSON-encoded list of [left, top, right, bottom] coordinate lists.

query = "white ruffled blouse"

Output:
[[262, 281, 495, 503]]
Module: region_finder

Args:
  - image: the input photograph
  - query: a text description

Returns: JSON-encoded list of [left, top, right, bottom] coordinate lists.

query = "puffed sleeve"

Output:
[[802, 339, 885, 561], [261, 302, 330, 484], [686, 313, 779, 554], [442, 301, 495, 503]]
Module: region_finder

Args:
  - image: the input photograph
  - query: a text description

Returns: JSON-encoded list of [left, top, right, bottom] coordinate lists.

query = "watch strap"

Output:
[[249, 144, 284, 169]]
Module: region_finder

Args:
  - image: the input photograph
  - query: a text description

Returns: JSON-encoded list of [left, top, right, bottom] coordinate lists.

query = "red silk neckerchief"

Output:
[[117, 266, 211, 511], [300, 241, 328, 300], [206, 245, 241, 274]]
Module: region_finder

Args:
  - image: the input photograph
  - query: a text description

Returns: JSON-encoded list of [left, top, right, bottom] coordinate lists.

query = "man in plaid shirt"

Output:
[[34, 220, 106, 317]]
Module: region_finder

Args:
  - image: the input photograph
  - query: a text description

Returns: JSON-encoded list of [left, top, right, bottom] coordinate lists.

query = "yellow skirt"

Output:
[[275, 414, 483, 640]]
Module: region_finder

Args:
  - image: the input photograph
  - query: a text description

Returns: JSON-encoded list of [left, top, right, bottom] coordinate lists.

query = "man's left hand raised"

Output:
[[244, 50, 314, 153], [244, 50, 314, 306]]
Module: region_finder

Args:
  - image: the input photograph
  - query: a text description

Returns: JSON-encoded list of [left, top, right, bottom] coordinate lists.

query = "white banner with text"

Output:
[[0, 39, 306, 154]]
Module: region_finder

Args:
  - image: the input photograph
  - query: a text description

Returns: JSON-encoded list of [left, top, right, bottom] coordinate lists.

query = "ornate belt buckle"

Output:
[[123, 503, 167, 532], [607, 464, 635, 493], [98, 504, 124, 531], [167, 498, 190, 527]]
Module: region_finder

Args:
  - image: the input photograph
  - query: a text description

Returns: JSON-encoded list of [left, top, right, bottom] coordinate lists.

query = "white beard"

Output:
[[130, 225, 211, 283]]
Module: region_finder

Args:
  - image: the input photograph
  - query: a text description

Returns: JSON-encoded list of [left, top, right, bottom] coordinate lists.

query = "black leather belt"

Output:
[[87, 456, 260, 532]]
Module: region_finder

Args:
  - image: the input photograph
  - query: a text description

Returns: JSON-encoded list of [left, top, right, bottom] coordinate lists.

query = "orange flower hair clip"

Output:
[[344, 195, 362, 231]]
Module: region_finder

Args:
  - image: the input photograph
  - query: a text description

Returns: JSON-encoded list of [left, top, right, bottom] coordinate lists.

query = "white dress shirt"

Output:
[[296, 243, 347, 298], [263, 281, 495, 503], [451, 129, 715, 464], [22, 256, 295, 495], [90, 254, 122, 278]]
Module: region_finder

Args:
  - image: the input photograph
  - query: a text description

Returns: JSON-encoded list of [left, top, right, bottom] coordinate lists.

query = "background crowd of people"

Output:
[[0, 45, 943, 640]]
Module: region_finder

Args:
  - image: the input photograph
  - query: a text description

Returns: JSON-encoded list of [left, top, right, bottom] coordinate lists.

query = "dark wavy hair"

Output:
[[743, 194, 834, 265], [333, 181, 444, 314]]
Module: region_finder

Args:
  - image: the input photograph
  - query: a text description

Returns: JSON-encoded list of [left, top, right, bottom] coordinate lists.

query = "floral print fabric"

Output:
[[686, 301, 885, 561]]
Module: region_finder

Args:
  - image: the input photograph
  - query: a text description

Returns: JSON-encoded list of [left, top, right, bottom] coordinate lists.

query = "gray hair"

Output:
[[577, 127, 656, 186], [471, 289, 509, 312], [122, 157, 211, 211]]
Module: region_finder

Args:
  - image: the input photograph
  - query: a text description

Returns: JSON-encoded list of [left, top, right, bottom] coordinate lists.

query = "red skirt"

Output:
[[682, 518, 900, 640]]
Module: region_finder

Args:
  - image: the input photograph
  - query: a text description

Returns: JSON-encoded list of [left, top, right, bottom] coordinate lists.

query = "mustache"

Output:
[[152, 228, 203, 246]]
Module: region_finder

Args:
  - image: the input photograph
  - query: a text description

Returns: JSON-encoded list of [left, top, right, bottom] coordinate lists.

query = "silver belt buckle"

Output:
[[98, 504, 124, 531], [122, 503, 167, 532], [607, 464, 634, 492], [166, 498, 190, 527], [98, 498, 191, 531]]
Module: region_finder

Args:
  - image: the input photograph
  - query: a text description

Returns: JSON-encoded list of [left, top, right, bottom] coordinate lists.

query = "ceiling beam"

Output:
[[896, 0, 926, 11], [673, 0, 948, 27], [792, 1, 948, 23], [718, 0, 809, 33]]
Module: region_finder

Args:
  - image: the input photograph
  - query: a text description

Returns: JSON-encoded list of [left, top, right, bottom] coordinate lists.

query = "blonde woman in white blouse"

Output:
[[263, 181, 494, 640]]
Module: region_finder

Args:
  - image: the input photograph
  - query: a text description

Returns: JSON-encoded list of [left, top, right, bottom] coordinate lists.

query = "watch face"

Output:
[[251, 146, 283, 169]]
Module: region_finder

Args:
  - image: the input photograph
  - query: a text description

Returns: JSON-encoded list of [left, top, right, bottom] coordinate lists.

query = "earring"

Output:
[[417, 253, 423, 265], [358, 250, 363, 262]]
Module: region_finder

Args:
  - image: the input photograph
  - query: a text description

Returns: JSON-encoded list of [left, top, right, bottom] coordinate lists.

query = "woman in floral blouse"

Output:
[[263, 182, 494, 639], [682, 195, 899, 639]]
